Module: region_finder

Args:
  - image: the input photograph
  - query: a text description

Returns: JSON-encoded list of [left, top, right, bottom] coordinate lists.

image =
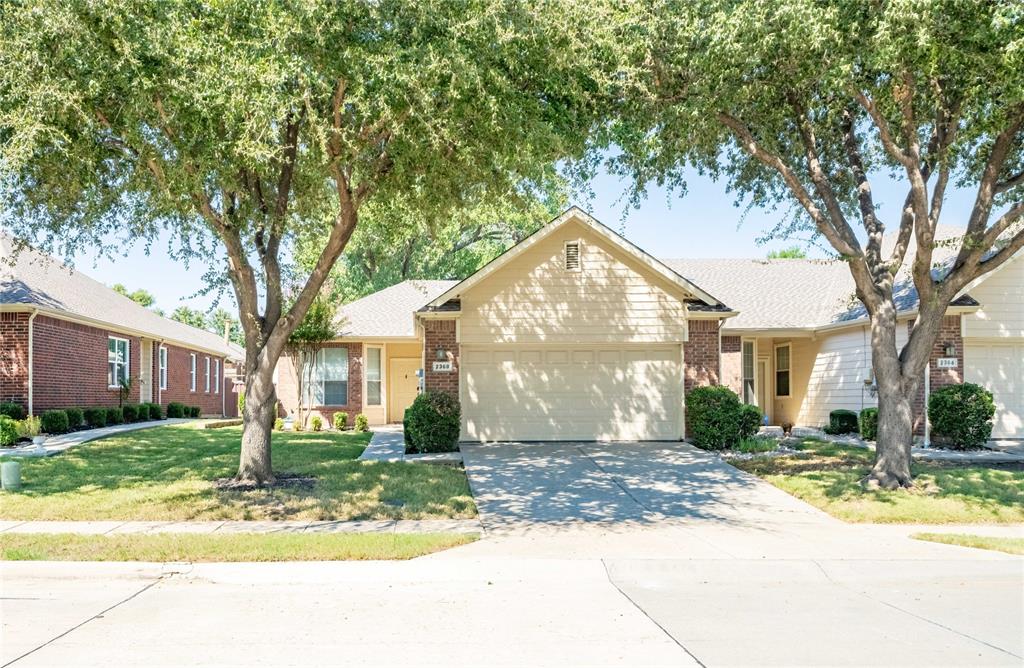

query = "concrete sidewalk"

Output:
[[0, 518, 481, 535], [0, 418, 197, 458]]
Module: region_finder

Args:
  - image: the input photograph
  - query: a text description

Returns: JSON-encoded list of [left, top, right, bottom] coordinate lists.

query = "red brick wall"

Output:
[[720, 335, 742, 396], [0, 312, 29, 408], [423, 320, 459, 397], [683, 319, 721, 393], [156, 342, 228, 416], [275, 342, 363, 426], [912, 315, 964, 436]]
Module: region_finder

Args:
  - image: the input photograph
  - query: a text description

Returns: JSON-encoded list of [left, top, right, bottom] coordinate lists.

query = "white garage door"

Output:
[[965, 342, 1024, 438], [460, 345, 682, 442]]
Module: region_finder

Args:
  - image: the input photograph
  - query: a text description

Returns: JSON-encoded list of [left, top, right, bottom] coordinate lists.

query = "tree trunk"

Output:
[[237, 362, 277, 484], [863, 306, 915, 489]]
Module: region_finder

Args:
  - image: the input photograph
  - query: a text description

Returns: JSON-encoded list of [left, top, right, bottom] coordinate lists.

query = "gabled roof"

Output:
[[423, 206, 732, 313], [1, 233, 235, 357], [336, 280, 458, 338]]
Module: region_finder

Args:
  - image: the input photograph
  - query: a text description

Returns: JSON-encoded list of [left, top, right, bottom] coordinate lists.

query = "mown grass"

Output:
[[731, 439, 1024, 523], [0, 532, 477, 561], [912, 533, 1024, 556], [0, 425, 476, 521]]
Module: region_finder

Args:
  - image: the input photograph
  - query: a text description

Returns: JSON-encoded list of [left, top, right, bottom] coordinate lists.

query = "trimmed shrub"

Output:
[[403, 393, 459, 453], [311, 416, 323, 432], [825, 409, 859, 435], [106, 407, 124, 425], [84, 407, 107, 428], [40, 409, 69, 435], [859, 408, 879, 441], [121, 404, 140, 423], [686, 385, 742, 450], [17, 415, 41, 439], [64, 408, 84, 430], [166, 402, 185, 418], [929, 383, 995, 450], [237, 390, 245, 416], [333, 412, 348, 430], [0, 416, 18, 446], [403, 407, 417, 452], [145, 403, 163, 420], [0, 401, 26, 420], [738, 404, 762, 439], [355, 413, 369, 433], [274, 417, 284, 431], [189, 406, 202, 418]]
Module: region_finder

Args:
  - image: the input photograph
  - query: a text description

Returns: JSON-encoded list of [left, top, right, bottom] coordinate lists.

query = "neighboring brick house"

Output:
[[1, 234, 239, 417], [275, 208, 1022, 442]]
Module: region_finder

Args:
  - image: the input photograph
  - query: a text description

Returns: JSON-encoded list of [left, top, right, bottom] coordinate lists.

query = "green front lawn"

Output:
[[0, 532, 477, 561], [731, 440, 1024, 524], [911, 533, 1024, 556], [0, 425, 476, 521]]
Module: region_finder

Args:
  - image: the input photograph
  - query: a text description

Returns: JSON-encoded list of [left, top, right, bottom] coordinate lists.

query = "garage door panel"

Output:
[[462, 345, 682, 441], [965, 342, 1023, 438]]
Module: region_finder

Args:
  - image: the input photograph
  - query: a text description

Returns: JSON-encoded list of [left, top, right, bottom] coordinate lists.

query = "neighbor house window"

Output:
[[775, 344, 791, 398], [214, 359, 220, 394], [159, 346, 168, 390], [306, 347, 349, 406], [204, 357, 211, 392], [107, 337, 130, 388], [742, 340, 755, 404], [190, 353, 197, 391], [366, 347, 382, 406]]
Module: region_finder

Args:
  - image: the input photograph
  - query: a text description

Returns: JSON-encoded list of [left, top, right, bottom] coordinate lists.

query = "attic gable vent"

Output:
[[564, 241, 581, 271]]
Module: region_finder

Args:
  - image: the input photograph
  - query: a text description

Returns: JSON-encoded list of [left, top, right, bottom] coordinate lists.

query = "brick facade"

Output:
[[0, 312, 29, 406], [275, 342, 363, 426], [912, 315, 964, 436], [720, 334, 742, 397], [683, 319, 721, 393], [156, 341, 229, 416], [423, 319, 459, 397]]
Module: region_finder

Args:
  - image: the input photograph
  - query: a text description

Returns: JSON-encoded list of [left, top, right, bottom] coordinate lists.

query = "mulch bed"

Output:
[[213, 472, 317, 491]]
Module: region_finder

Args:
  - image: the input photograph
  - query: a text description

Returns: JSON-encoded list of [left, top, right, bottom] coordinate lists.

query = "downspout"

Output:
[[157, 339, 164, 406], [27, 309, 38, 416], [923, 365, 931, 447]]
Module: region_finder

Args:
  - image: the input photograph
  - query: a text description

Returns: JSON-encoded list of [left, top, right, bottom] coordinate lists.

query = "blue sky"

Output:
[[66, 165, 977, 314]]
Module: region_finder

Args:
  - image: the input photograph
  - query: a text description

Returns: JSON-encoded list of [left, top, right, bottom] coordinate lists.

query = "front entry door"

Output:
[[388, 358, 420, 423]]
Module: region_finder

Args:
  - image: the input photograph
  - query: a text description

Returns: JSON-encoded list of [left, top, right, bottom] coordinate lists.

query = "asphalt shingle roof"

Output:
[[336, 280, 458, 338], [1, 234, 236, 357]]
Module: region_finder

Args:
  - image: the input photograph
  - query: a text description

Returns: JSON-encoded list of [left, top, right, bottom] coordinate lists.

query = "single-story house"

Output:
[[1, 234, 239, 418], [277, 207, 1023, 441]]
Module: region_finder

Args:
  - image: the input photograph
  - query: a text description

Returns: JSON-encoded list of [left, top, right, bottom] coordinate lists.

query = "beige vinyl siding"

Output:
[[459, 220, 689, 345], [963, 254, 1024, 339]]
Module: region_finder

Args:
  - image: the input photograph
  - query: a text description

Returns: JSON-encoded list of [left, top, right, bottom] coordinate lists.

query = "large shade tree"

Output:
[[0, 0, 606, 482], [606, 0, 1023, 487]]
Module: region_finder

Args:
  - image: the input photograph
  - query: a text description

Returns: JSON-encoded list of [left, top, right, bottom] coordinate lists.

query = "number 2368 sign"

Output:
[[432, 361, 453, 372]]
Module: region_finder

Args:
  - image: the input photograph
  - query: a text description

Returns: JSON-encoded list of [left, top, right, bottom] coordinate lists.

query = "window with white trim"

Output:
[[775, 344, 791, 398], [204, 357, 211, 392], [190, 353, 197, 391], [742, 341, 756, 404], [214, 359, 220, 394], [366, 347, 382, 406], [108, 337, 130, 388], [305, 348, 349, 406], [159, 346, 168, 390]]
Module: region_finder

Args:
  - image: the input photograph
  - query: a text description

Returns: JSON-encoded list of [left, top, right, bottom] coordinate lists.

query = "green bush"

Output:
[[825, 409, 859, 435], [929, 383, 995, 450], [274, 417, 284, 431], [40, 409, 69, 434], [311, 416, 323, 432], [403, 407, 417, 452], [333, 412, 348, 430], [189, 406, 202, 418], [145, 403, 163, 420], [64, 408, 84, 430], [0, 401, 25, 420], [354, 413, 369, 433], [237, 390, 245, 416], [403, 393, 460, 453], [859, 408, 879, 441], [166, 402, 185, 418], [106, 407, 124, 425], [17, 415, 41, 439], [686, 386, 743, 450], [0, 416, 18, 446], [83, 407, 107, 428], [738, 404, 762, 439], [121, 404, 140, 422]]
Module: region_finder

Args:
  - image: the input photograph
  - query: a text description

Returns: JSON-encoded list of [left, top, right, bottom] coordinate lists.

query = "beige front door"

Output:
[[388, 358, 420, 423]]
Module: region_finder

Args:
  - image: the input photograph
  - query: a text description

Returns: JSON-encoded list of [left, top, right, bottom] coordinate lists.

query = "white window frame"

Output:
[[306, 347, 350, 406], [365, 346, 383, 407], [774, 343, 791, 398], [159, 346, 168, 390], [190, 353, 197, 392], [204, 356, 211, 393], [741, 339, 756, 405], [107, 336, 130, 389], [214, 359, 220, 394]]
